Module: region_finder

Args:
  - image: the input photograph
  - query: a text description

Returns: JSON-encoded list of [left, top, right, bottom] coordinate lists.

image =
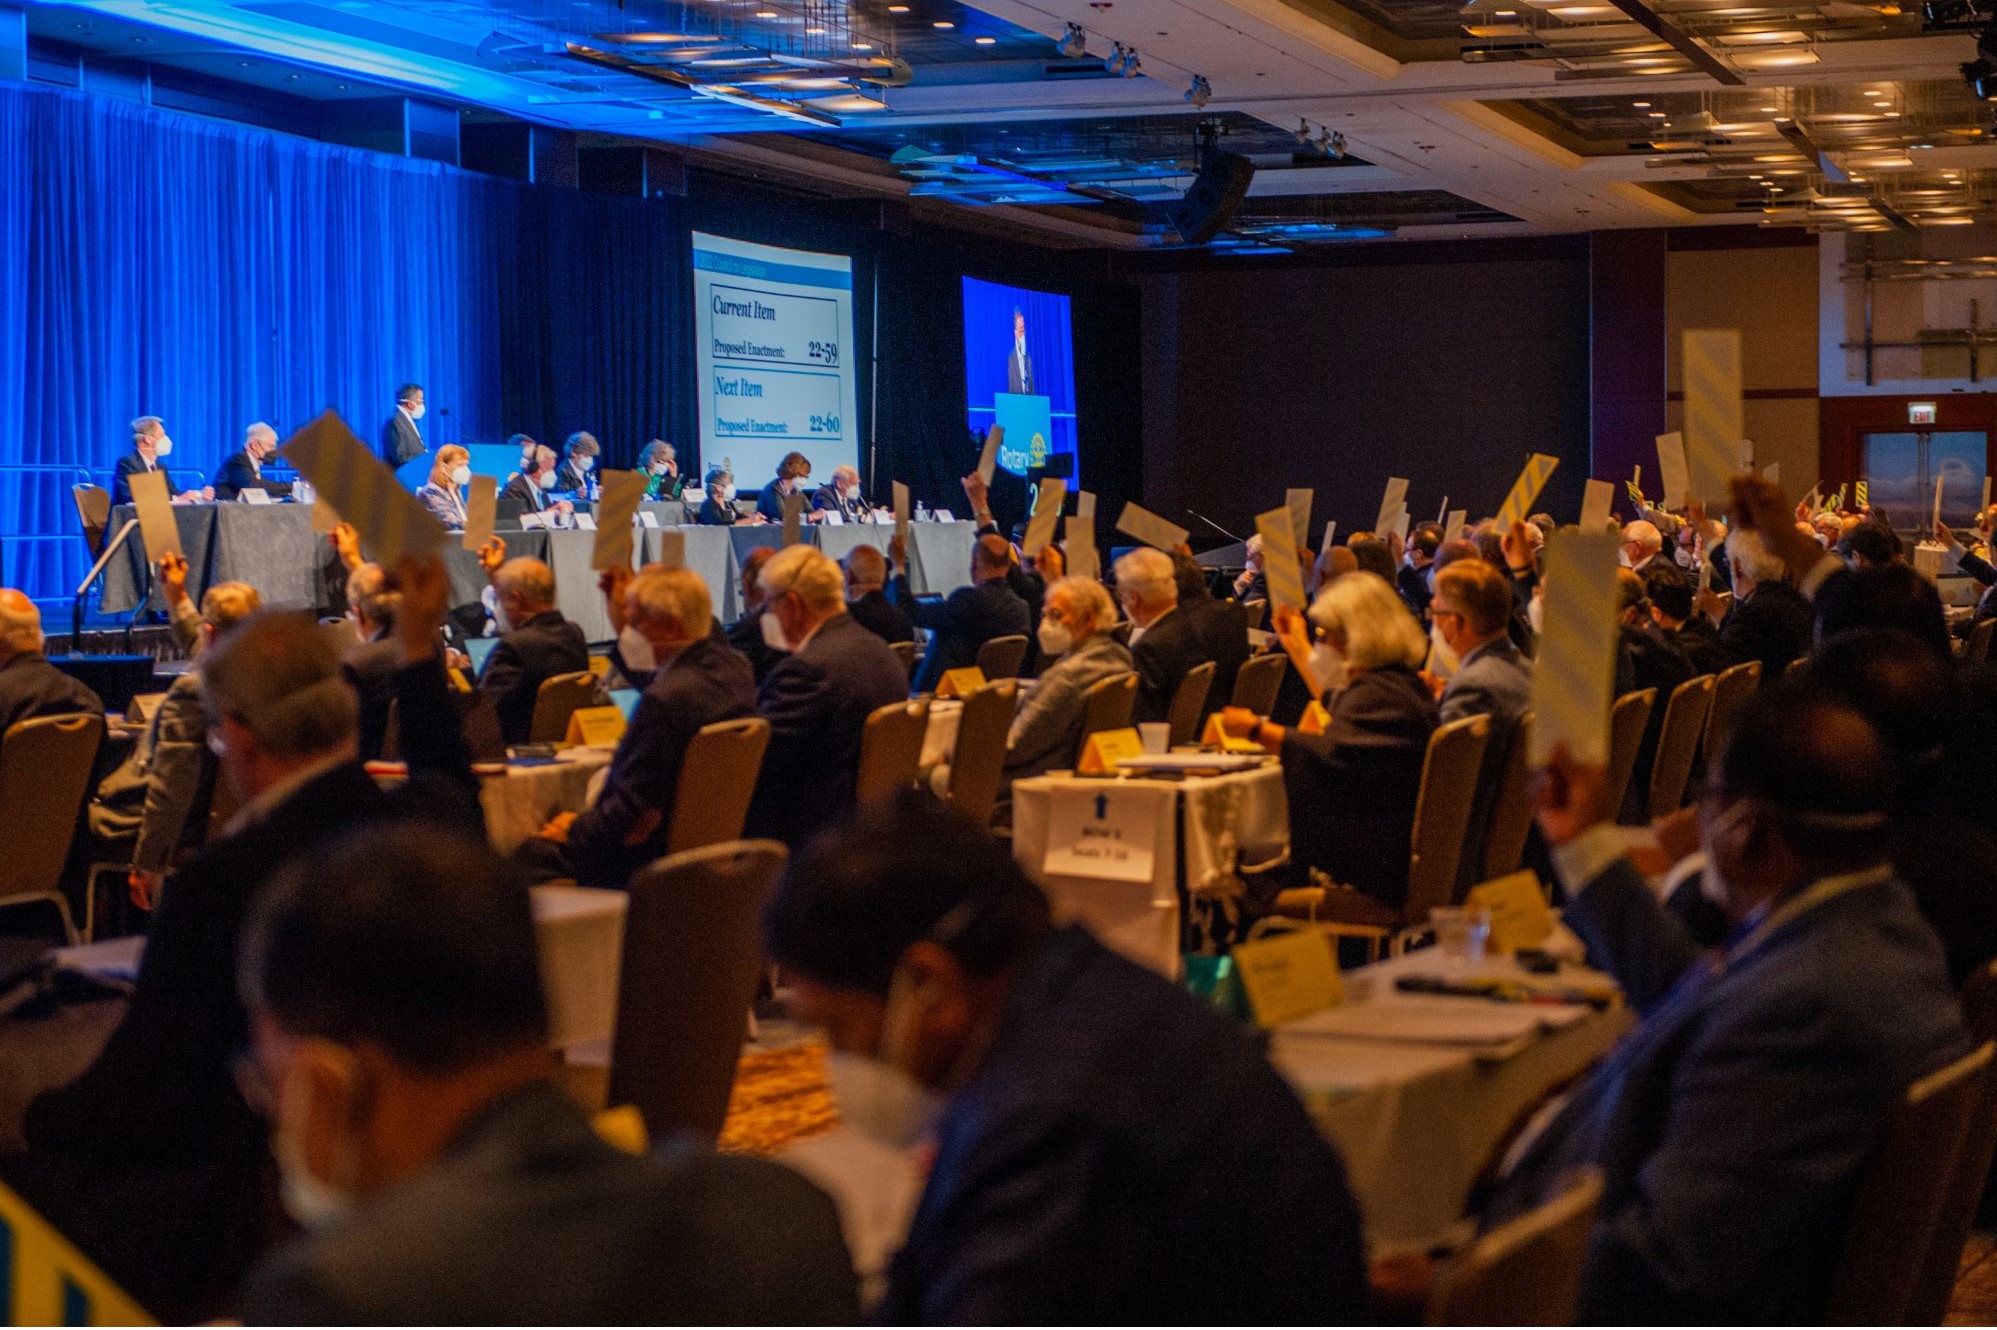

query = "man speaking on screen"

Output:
[[1006, 306, 1034, 395]]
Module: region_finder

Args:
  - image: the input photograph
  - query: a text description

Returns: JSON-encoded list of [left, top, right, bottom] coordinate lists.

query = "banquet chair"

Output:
[[1426, 1169, 1602, 1326], [974, 634, 1029, 680], [1262, 714, 1491, 961], [1826, 1041, 1993, 1326], [665, 718, 771, 854], [1241, 598, 1268, 631], [1702, 659, 1761, 766], [1784, 655, 1810, 682], [856, 698, 930, 803], [529, 670, 600, 744], [591, 839, 789, 1143], [1229, 651, 1287, 716], [888, 639, 917, 681], [943, 679, 1018, 826], [0, 713, 106, 944], [1076, 671, 1139, 756], [1602, 690, 1656, 822], [1479, 713, 1536, 883], [1166, 660, 1217, 747], [1970, 617, 1996, 669], [1909, 1035, 1997, 1325], [73, 483, 110, 560], [1645, 674, 1715, 819]]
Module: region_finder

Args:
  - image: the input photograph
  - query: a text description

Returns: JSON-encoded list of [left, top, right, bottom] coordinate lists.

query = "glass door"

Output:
[[1861, 431, 1989, 530]]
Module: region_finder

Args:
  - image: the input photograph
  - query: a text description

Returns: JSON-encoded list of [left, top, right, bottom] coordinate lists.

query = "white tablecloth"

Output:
[[1010, 764, 1288, 977], [475, 748, 615, 851], [920, 699, 962, 769], [1270, 950, 1632, 1251], [531, 884, 627, 1049]]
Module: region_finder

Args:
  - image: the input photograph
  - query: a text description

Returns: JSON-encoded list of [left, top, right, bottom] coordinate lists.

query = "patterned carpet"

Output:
[[717, 1037, 841, 1157]]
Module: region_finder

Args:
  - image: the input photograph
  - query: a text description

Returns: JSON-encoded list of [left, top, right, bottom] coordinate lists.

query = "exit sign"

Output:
[[1910, 401, 1938, 425]]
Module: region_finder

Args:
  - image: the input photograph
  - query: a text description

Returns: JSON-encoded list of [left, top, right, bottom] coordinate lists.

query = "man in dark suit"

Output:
[[2, 563, 480, 1321], [1430, 560, 1531, 890], [888, 532, 1029, 694], [380, 382, 426, 467], [1711, 529, 1812, 685], [767, 792, 1368, 1324], [1642, 561, 1731, 677], [471, 544, 589, 744], [745, 545, 909, 848], [338, 563, 403, 761], [1497, 688, 1969, 1324], [518, 565, 755, 886], [552, 431, 599, 496], [112, 414, 203, 507], [813, 464, 871, 524], [498, 441, 574, 525], [1004, 306, 1034, 395], [1396, 523, 1442, 622], [210, 421, 293, 503], [844, 544, 913, 645], [723, 547, 788, 685], [237, 822, 858, 1324], [0, 588, 103, 734], [1114, 547, 1209, 725], [1173, 552, 1248, 718]]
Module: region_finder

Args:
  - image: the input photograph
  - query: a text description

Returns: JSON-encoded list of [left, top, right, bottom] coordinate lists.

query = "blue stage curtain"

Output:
[[0, 81, 689, 609]]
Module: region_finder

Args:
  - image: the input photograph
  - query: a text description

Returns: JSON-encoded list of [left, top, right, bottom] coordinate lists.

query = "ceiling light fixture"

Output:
[[1058, 23, 1088, 57], [1184, 74, 1211, 107]]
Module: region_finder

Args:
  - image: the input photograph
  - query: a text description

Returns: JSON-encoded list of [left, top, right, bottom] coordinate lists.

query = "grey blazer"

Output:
[[1004, 634, 1135, 779]]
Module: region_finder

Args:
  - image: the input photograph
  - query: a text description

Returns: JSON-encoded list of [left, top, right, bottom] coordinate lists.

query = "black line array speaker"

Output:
[[1167, 151, 1254, 245]]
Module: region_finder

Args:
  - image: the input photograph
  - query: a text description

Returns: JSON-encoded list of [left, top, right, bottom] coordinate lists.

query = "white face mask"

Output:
[[718, 484, 736, 504], [273, 1069, 357, 1230], [618, 623, 657, 674], [760, 609, 791, 652], [576, 456, 594, 473], [824, 1049, 941, 1150], [153, 435, 173, 457], [537, 471, 557, 490], [451, 465, 471, 486], [1427, 621, 1462, 678], [407, 403, 426, 421], [1308, 641, 1348, 694], [1037, 619, 1074, 657]]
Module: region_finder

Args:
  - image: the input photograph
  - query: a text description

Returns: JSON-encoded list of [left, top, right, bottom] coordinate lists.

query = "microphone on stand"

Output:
[[1186, 508, 1245, 543]]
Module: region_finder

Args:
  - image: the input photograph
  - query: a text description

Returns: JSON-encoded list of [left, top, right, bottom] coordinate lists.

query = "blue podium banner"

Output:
[[992, 394, 1052, 477]]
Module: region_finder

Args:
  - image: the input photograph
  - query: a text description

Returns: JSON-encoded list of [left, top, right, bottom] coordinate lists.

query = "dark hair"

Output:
[[240, 824, 548, 1072], [1642, 561, 1694, 623], [766, 790, 1051, 997], [1838, 520, 1901, 568], [1171, 551, 1213, 603], [1813, 563, 1952, 664], [1431, 538, 1482, 573], [1350, 540, 1396, 586], [564, 431, 600, 458], [1410, 523, 1443, 559], [395, 382, 424, 403], [777, 451, 811, 480], [1809, 627, 1953, 802], [1712, 682, 1893, 864]]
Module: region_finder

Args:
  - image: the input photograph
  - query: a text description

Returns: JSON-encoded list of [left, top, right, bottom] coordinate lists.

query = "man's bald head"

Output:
[[493, 558, 555, 615], [973, 533, 1012, 580], [0, 589, 41, 659]]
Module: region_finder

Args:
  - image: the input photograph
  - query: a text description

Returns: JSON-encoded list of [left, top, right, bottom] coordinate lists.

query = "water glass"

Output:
[[1430, 907, 1492, 964], [1139, 722, 1171, 755]]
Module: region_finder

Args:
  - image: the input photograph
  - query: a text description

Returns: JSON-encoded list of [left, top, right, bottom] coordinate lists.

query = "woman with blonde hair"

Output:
[[1220, 571, 1436, 910], [418, 444, 471, 530]]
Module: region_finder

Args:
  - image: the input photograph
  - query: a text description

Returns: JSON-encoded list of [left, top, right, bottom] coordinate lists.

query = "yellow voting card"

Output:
[[1201, 712, 1263, 752], [1297, 700, 1331, 736], [1466, 870, 1554, 954], [564, 705, 626, 748], [1076, 727, 1144, 775], [936, 666, 986, 699], [1233, 931, 1343, 1028]]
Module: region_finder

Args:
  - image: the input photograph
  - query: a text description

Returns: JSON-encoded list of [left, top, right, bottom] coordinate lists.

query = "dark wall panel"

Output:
[[1137, 254, 1591, 545]]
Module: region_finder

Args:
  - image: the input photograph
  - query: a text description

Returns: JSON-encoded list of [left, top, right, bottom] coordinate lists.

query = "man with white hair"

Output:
[[112, 415, 204, 507], [1004, 576, 1133, 781], [1714, 526, 1812, 686], [6, 557, 479, 1320], [813, 463, 871, 524], [211, 421, 292, 502], [1620, 519, 1664, 575], [745, 545, 909, 847], [518, 564, 755, 885], [0, 587, 102, 734], [1115, 546, 1207, 725], [471, 538, 589, 744]]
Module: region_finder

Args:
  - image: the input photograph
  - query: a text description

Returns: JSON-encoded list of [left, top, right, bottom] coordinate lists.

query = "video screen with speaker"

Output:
[[962, 277, 1079, 488]]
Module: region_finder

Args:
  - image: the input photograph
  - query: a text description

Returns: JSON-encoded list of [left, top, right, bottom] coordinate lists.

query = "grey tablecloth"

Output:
[[102, 504, 219, 613]]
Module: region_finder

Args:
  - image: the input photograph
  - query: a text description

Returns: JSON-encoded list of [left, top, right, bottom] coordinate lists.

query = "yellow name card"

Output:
[[1297, 700, 1332, 736], [936, 665, 986, 699], [564, 705, 627, 748], [1233, 931, 1343, 1027], [1466, 870, 1554, 954], [0, 1179, 154, 1325], [1077, 727, 1144, 775], [1201, 712, 1263, 752]]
